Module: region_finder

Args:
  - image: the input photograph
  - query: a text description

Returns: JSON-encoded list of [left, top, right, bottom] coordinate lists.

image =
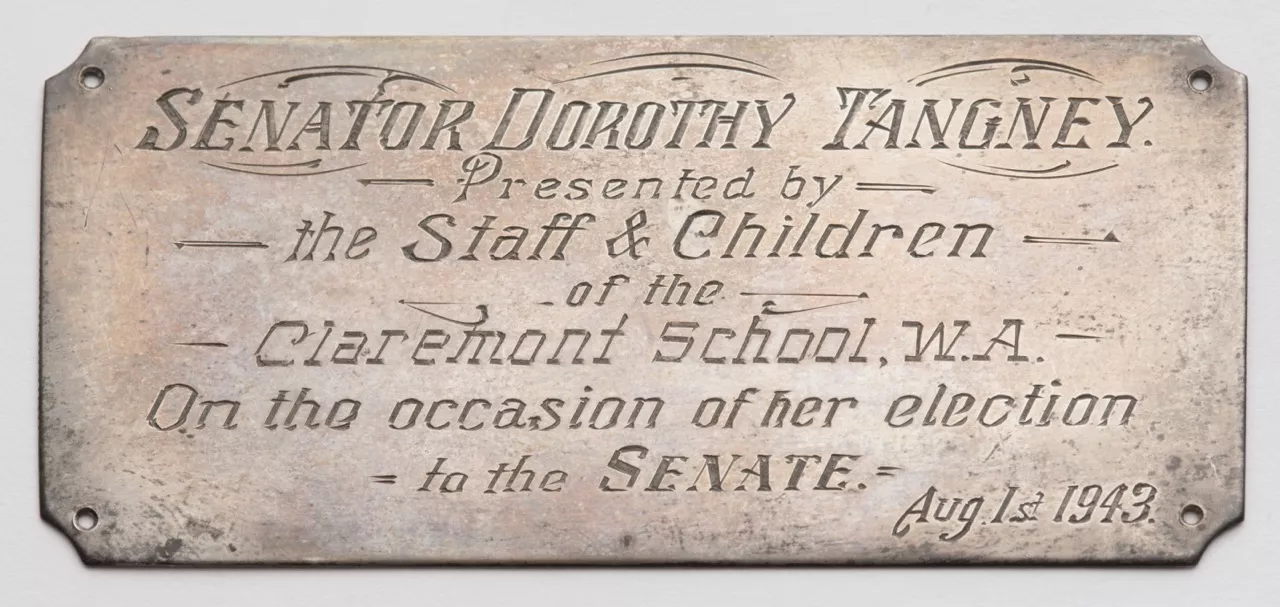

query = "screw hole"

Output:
[[73, 507, 99, 531], [1180, 504, 1205, 526], [79, 66, 104, 90], [1189, 69, 1213, 92]]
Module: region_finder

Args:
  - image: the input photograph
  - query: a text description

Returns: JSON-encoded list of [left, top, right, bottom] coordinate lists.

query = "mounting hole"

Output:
[[1188, 69, 1213, 92], [79, 66, 105, 90], [73, 507, 99, 531], [1180, 504, 1205, 526]]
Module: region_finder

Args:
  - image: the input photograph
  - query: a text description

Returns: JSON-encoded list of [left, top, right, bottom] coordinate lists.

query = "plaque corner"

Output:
[[43, 36, 128, 98], [39, 495, 100, 567], [1184, 494, 1245, 566], [1179, 35, 1248, 89]]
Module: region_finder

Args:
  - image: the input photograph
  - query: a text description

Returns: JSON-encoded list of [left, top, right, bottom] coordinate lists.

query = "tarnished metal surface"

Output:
[[40, 36, 1245, 565]]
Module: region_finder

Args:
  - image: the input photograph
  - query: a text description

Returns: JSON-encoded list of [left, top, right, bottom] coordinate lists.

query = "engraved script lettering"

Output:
[[40, 37, 1245, 566]]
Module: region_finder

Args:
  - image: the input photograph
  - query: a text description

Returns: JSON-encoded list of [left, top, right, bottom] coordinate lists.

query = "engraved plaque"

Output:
[[40, 36, 1246, 565]]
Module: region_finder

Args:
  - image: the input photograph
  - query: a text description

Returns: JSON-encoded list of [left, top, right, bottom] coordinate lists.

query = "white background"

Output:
[[2, 1, 1276, 605]]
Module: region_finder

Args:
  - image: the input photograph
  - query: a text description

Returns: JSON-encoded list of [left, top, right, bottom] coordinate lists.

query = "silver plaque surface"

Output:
[[40, 36, 1245, 565]]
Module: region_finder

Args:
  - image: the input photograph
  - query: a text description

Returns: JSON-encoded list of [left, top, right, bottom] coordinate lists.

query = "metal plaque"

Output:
[[40, 36, 1246, 565]]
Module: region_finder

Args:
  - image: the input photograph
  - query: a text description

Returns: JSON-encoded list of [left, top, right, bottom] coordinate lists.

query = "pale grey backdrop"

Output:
[[2, 0, 1275, 605]]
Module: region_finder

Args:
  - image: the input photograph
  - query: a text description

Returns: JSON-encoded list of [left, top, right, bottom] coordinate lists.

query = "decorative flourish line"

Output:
[[1056, 333, 1104, 340], [909, 58, 1099, 86], [592, 51, 771, 69], [1013, 65, 1094, 80], [761, 299, 860, 316], [280, 71, 375, 85], [218, 64, 457, 94], [203, 161, 366, 177], [358, 178, 436, 186], [555, 62, 778, 84], [1023, 232, 1120, 245], [939, 159, 1118, 180], [982, 161, 1074, 174], [225, 159, 322, 169], [174, 342, 229, 347], [173, 240, 269, 249], [914, 58, 1098, 80], [399, 300, 489, 327], [741, 291, 868, 299], [855, 182, 937, 194], [912, 66, 1000, 86]]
